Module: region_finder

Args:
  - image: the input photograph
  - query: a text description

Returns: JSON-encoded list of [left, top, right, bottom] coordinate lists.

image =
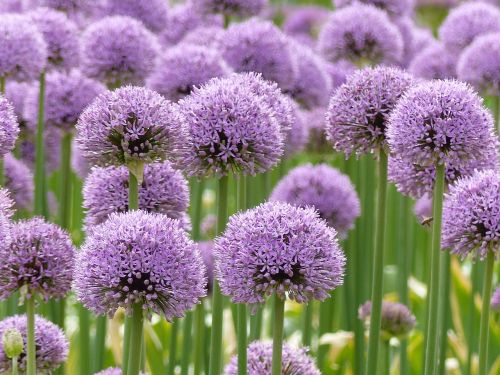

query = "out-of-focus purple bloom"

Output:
[[94, 368, 145, 375], [414, 194, 432, 223], [0, 0, 24, 12], [20, 126, 61, 174], [81, 16, 159, 88], [333, 0, 415, 16], [442, 170, 499, 260], [325, 60, 356, 90], [4, 154, 33, 211], [0, 95, 19, 156], [492, 286, 500, 311], [215, 201, 345, 305], [180, 26, 226, 50], [326, 66, 414, 157], [303, 107, 330, 155], [0, 315, 68, 374], [318, 4, 403, 65], [408, 43, 456, 80], [147, 44, 232, 102], [394, 17, 435, 67], [72, 142, 90, 179], [283, 106, 308, 158], [0, 217, 75, 301], [5, 81, 29, 122], [74, 210, 206, 319], [283, 5, 329, 39], [193, 0, 266, 17], [37, 0, 93, 13], [199, 240, 214, 291], [201, 214, 216, 239], [224, 341, 320, 375], [76, 86, 185, 167]]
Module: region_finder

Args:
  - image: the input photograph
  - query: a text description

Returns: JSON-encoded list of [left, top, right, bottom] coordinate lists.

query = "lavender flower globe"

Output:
[[333, 0, 415, 17], [76, 86, 184, 167], [492, 287, 500, 311], [326, 66, 414, 157], [100, 0, 169, 33], [414, 194, 432, 223], [38, 0, 92, 13], [0, 315, 68, 374], [358, 301, 416, 340], [180, 26, 226, 50], [0, 217, 75, 301], [325, 60, 356, 90], [317, 4, 403, 65], [74, 210, 206, 319], [0, 0, 24, 12], [4, 154, 33, 211], [394, 17, 435, 67], [283, 107, 308, 157], [303, 107, 331, 155], [0, 14, 47, 81], [270, 164, 360, 236], [215, 201, 346, 305], [224, 341, 320, 375], [24, 69, 106, 133], [193, 0, 267, 17], [283, 5, 329, 39], [81, 16, 159, 87], [5, 81, 29, 123], [0, 95, 19, 156], [408, 43, 456, 80], [199, 241, 214, 291], [83, 161, 189, 227], [147, 44, 232, 102]]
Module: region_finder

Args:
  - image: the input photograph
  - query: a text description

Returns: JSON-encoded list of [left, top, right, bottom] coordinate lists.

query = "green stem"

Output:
[[236, 174, 247, 375], [93, 316, 107, 373], [302, 303, 313, 346], [271, 296, 285, 375], [478, 250, 495, 375], [193, 303, 205, 375], [0, 76, 5, 93], [423, 164, 446, 375], [78, 305, 90, 375], [167, 319, 179, 375], [26, 297, 36, 375], [0, 157, 4, 187], [365, 150, 389, 375], [11, 356, 18, 375], [466, 262, 479, 375], [437, 251, 451, 375], [191, 179, 205, 241], [249, 306, 262, 341], [34, 71, 46, 217], [382, 341, 390, 375], [180, 313, 193, 375], [59, 132, 72, 229], [127, 303, 144, 375]]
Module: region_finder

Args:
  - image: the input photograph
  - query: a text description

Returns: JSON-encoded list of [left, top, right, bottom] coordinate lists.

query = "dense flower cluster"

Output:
[[4, 154, 33, 211], [193, 0, 266, 17], [408, 43, 456, 80], [283, 106, 308, 157], [333, 0, 415, 17], [358, 301, 416, 340], [283, 5, 329, 40], [0, 95, 19, 156], [181, 26, 226, 50], [100, 0, 169, 32]]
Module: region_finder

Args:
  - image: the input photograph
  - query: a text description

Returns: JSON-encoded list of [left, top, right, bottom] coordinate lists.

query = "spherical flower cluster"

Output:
[[442, 170, 499, 260], [0, 217, 75, 301], [224, 341, 320, 375], [317, 4, 403, 65], [81, 16, 159, 87], [358, 301, 416, 340], [215, 201, 346, 305], [0, 14, 47, 81], [408, 43, 456, 80], [100, 0, 169, 32], [303, 107, 331, 155], [74, 210, 206, 319], [283, 107, 308, 157], [0, 95, 19, 156], [5, 81, 29, 121], [180, 26, 226, 50], [20, 126, 61, 174], [4, 154, 33, 211], [177, 74, 285, 177], [438, 2, 500, 53], [394, 18, 435, 67], [457, 33, 500, 96], [76, 86, 184, 167], [83, 161, 189, 228], [492, 286, 500, 311], [0, 315, 68, 374], [283, 5, 329, 39], [24, 69, 106, 133], [221, 18, 298, 90], [199, 241, 214, 291], [27, 7, 80, 70], [325, 60, 356, 90], [271, 164, 360, 235], [333, 0, 415, 17], [414, 194, 432, 223], [147, 44, 231, 102], [326, 66, 414, 157], [193, 0, 266, 17]]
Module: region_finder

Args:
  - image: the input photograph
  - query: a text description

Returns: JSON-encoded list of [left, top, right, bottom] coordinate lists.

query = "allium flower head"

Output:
[[100, 0, 169, 33], [0, 217, 75, 301], [215, 201, 346, 305], [0, 0, 24, 12], [76, 86, 184, 167], [147, 44, 232, 102], [408, 43, 456, 80], [177, 74, 285, 177], [325, 60, 356, 89], [4, 154, 33, 211], [283, 5, 329, 38], [303, 107, 331, 155], [199, 241, 214, 291], [394, 18, 435, 67], [442, 170, 499, 260], [414, 194, 432, 223], [74, 210, 206, 319], [0, 187, 14, 219], [439, 2, 500, 53], [0, 315, 68, 374], [5, 81, 29, 122], [0, 94, 19, 156], [224, 341, 320, 375], [193, 0, 266, 17], [326, 66, 414, 156], [0, 14, 47, 81], [317, 4, 403, 65], [333, 0, 415, 17], [492, 286, 500, 311], [38, 0, 92, 13], [24, 69, 106, 133], [81, 16, 159, 87], [270, 164, 360, 236], [283, 106, 308, 157], [20, 126, 61, 174], [181, 26, 226, 50]]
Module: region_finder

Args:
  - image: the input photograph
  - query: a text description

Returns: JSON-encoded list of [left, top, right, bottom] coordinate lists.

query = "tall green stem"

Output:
[[271, 296, 285, 375], [365, 150, 389, 375], [11, 356, 18, 375], [26, 297, 36, 375], [437, 251, 451, 375], [302, 303, 313, 346], [127, 303, 144, 375], [79, 305, 91, 375], [180, 313, 193, 375], [34, 71, 46, 217], [193, 303, 205, 375], [93, 316, 107, 373], [478, 249, 495, 375], [167, 319, 179, 375], [59, 132, 72, 228], [236, 175, 247, 375], [423, 164, 446, 375], [0, 76, 5, 93], [466, 262, 479, 375]]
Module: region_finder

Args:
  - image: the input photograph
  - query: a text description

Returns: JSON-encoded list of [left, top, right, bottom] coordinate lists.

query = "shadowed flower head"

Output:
[[4, 154, 33, 211], [20, 126, 61, 174], [283, 5, 329, 39], [215, 201, 346, 305], [81, 16, 159, 87], [325, 60, 356, 90], [318, 4, 403, 65], [0, 217, 75, 301], [394, 17, 435, 67], [408, 43, 456, 80], [492, 286, 500, 311], [181, 26, 226, 50], [283, 106, 308, 158], [5, 81, 29, 122], [76, 86, 185, 167], [0, 94, 19, 156], [326, 66, 414, 157], [333, 0, 415, 17], [0, 314, 68, 374], [74, 210, 206, 319], [224, 341, 320, 375], [193, 0, 266, 17], [303, 107, 330, 155], [442, 170, 499, 260], [359, 300, 416, 340], [100, 0, 169, 32], [199, 241, 214, 291], [414, 194, 432, 223]]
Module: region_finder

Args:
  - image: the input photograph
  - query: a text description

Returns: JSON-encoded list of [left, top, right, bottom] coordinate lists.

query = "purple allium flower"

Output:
[[0, 0, 24, 12], [24, 69, 106, 133], [317, 4, 403, 65], [0, 217, 75, 301], [283, 5, 329, 39], [177, 74, 285, 177], [0, 187, 14, 219], [76, 86, 184, 167], [438, 2, 500, 53], [199, 240, 214, 291], [457, 33, 500, 96], [0, 315, 68, 374], [201, 214, 217, 239], [326, 66, 414, 157], [81, 16, 159, 87], [193, 0, 266, 17], [94, 368, 145, 375], [180, 26, 226, 50], [74, 210, 206, 319], [4, 154, 33, 211], [215, 201, 346, 305], [408, 43, 456, 80], [492, 286, 500, 311], [100, 0, 169, 33], [20, 126, 61, 174], [325, 60, 356, 90], [442, 170, 499, 260], [147, 44, 232, 102], [283, 106, 308, 157], [0, 14, 47, 81], [270, 164, 360, 236], [220, 18, 298, 90], [83, 161, 189, 228], [5, 81, 29, 122], [0, 95, 19, 156], [333, 0, 415, 17], [37, 0, 92, 13], [303, 107, 330, 155], [72, 141, 90, 179], [394, 17, 435, 67], [358, 300, 416, 340], [224, 341, 320, 375], [414, 194, 432, 223], [27, 7, 80, 70]]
